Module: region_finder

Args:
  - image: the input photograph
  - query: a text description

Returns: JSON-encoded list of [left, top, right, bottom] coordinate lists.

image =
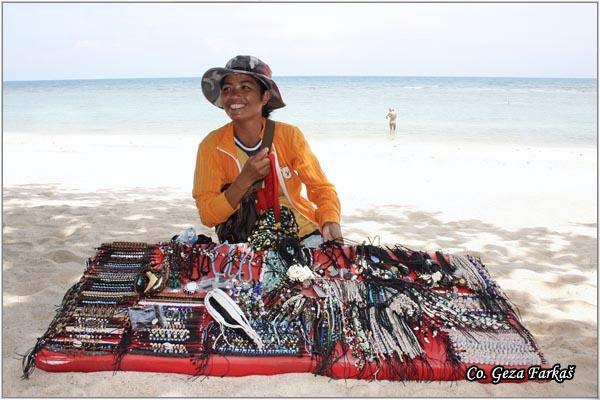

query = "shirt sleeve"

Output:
[[192, 142, 238, 227], [289, 126, 341, 227]]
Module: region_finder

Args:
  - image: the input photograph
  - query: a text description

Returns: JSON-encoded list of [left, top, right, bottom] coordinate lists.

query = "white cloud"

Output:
[[3, 3, 596, 80]]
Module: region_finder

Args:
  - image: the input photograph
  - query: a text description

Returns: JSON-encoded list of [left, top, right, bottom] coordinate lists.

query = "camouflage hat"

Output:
[[201, 55, 286, 110]]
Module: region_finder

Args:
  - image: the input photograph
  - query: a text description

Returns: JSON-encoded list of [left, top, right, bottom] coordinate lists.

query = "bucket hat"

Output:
[[202, 55, 286, 110]]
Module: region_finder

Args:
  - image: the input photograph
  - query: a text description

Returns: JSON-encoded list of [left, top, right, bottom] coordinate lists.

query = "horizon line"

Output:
[[3, 74, 597, 83]]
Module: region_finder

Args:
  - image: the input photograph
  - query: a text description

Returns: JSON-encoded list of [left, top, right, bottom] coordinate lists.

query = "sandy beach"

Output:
[[2, 131, 597, 397]]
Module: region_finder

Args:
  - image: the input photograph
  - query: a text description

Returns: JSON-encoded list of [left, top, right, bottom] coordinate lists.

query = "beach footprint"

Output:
[[49, 249, 82, 264]]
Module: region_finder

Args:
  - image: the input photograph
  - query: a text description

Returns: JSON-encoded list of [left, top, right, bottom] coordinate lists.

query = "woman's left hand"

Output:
[[322, 222, 343, 242]]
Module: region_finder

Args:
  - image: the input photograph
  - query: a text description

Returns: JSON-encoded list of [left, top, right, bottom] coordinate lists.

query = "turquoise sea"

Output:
[[3, 76, 597, 145]]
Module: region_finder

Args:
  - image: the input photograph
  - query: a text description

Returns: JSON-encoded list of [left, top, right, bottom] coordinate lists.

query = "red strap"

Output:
[[255, 152, 281, 221]]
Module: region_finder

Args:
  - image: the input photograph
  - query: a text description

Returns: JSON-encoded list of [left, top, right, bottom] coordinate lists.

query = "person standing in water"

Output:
[[386, 107, 398, 136]]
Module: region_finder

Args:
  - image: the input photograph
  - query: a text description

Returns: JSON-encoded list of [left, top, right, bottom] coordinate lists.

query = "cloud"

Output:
[[3, 3, 597, 80], [73, 39, 104, 49]]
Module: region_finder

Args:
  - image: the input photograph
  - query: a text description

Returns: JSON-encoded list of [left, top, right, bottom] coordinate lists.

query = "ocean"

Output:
[[3, 76, 597, 145]]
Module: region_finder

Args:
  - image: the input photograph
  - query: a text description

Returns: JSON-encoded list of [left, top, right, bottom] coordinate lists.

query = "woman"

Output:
[[193, 55, 342, 245]]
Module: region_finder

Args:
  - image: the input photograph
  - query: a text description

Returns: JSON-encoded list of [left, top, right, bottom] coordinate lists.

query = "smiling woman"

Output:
[[220, 75, 269, 119], [193, 55, 342, 246]]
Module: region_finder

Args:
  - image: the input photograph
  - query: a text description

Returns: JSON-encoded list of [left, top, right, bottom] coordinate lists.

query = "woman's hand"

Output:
[[322, 222, 343, 242], [225, 148, 271, 209], [238, 148, 271, 187]]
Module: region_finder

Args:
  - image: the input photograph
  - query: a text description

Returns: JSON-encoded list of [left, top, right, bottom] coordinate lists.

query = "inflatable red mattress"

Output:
[[22, 237, 546, 383]]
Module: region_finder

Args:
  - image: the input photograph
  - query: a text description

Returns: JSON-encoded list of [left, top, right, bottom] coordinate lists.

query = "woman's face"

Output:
[[220, 73, 270, 122]]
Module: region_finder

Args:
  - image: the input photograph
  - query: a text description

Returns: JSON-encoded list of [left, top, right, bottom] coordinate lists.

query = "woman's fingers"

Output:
[[242, 150, 271, 181], [255, 157, 270, 169], [252, 156, 271, 177], [322, 222, 343, 242]]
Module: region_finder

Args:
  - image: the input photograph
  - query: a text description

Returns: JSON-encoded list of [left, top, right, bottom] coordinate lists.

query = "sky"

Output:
[[2, 3, 597, 81]]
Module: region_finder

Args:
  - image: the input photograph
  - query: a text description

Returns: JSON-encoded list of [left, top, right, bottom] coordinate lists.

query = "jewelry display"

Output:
[[23, 236, 545, 383]]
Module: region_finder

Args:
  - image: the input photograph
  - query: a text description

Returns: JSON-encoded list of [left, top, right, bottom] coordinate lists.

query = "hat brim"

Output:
[[201, 68, 286, 111]]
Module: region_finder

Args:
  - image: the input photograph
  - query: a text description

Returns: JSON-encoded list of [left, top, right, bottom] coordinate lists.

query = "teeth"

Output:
[[230, 104, 245, 110]]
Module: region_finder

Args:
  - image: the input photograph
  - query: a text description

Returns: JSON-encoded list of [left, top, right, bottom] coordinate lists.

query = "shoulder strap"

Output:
[[250, 119, 276, 190], [259, 119, 275, 152]]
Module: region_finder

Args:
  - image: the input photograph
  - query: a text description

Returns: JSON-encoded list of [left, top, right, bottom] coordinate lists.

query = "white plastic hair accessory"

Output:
[[204, 288, 264, 350]]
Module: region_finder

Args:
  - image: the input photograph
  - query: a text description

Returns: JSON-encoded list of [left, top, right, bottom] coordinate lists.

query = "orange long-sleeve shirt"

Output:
[[192, 120, 341, 230]]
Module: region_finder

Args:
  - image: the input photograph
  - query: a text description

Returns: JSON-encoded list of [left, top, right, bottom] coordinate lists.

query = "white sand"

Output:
[[2, 131, 597, 397]]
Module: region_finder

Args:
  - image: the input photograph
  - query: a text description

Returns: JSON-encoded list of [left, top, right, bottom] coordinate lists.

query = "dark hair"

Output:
[[256, 81, 272, 118], [219, 75, 272, 118]]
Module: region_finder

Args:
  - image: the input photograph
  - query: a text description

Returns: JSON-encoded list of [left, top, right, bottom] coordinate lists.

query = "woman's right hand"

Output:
[[225, 148, 271, 209], [238, 148, 271, 187]]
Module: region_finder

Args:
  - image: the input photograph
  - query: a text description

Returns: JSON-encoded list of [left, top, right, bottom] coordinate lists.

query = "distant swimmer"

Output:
[[386, 107, 398, 135]]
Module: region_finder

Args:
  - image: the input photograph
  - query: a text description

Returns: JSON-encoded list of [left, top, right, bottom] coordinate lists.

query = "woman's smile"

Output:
[[220, 73, 266, 121], [228, 102, 247, 114]]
